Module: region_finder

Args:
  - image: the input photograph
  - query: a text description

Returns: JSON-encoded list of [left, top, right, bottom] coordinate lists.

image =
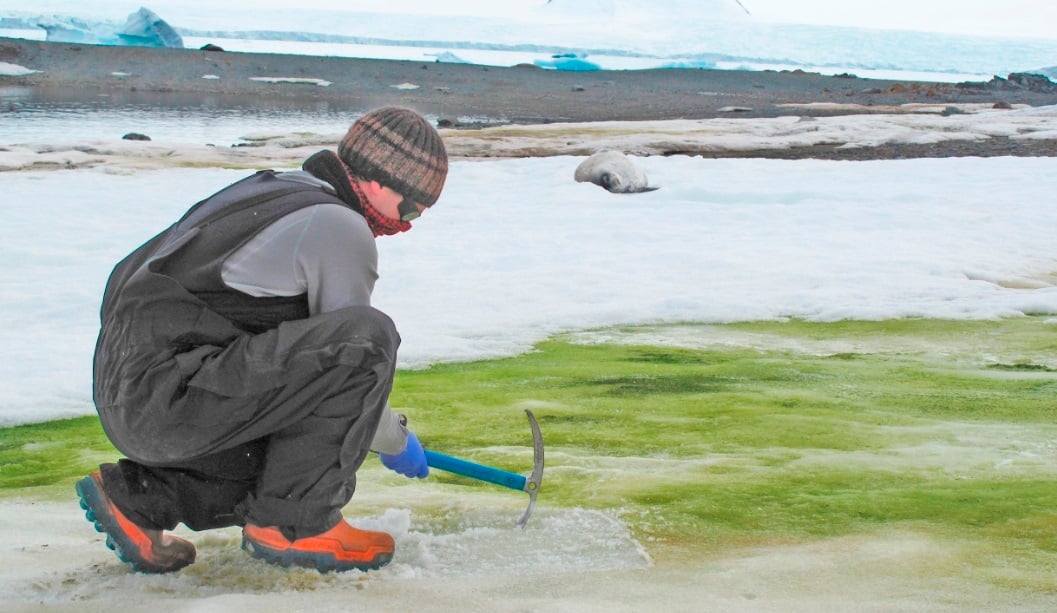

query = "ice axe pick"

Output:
[[423, 409, 544, 528]]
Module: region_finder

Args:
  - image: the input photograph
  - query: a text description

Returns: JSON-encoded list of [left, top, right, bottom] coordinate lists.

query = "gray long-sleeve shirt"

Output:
[[218, 174, 407, 454]]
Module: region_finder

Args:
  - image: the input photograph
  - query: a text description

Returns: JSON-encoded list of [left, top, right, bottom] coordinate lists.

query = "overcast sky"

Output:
[[743, 0, 1057, 39]]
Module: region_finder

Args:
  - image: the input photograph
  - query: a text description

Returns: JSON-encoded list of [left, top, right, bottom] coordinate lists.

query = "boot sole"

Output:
[[75, 475, 194, 574], [241, 535, 393, 573]]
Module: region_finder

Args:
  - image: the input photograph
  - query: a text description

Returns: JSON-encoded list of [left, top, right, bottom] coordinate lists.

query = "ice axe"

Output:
[[424, 409, 544, 528]]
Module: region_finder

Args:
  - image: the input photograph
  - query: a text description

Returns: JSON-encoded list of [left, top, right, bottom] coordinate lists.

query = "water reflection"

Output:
[[0, 86, 358, 146]]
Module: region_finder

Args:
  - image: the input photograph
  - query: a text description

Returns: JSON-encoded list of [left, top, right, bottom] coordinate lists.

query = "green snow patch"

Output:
[[1, 317, 1055, 593]]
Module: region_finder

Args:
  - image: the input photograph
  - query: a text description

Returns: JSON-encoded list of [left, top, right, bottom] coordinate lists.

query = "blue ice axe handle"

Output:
[[423, 409, 544, 528], [424, 451, 528, 490]]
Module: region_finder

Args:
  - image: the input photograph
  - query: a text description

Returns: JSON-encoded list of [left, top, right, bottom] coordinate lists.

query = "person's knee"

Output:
[[330, 306, 400, 352]]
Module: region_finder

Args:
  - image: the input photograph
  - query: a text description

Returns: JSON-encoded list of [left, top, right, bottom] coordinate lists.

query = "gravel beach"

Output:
[[4, 37, 1057, 160]]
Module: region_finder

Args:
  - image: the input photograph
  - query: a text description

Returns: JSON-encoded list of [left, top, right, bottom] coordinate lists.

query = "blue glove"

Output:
[[380, 431, 429, 478]]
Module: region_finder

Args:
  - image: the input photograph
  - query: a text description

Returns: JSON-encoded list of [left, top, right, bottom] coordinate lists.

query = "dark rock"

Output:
[[200, 43, 225, 52], [121, 132, 151, 141], [1007, 72, 1057, 92], [993, 100, 1013, 109], [962, 72, 1057, 93]]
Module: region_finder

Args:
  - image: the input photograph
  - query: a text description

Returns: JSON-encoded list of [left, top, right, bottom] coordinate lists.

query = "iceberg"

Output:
[[27, 15, 110, 45], [116, 7, 183, 48], [30, 7, 183, 49], [533, 52, 601, 71], [657, 60, 718, 70], [431, 51, 472, 64]]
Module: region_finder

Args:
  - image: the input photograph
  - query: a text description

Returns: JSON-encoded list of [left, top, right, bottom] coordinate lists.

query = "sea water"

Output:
[[0, 85, 358, 146]]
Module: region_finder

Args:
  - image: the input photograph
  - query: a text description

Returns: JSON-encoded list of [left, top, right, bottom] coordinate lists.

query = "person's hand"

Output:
[[379, 431, 429, 478]]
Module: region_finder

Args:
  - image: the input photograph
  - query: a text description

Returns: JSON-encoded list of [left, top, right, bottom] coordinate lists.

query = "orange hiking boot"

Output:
[[242, 520, 394, 572], [75, 471, 196, 573]]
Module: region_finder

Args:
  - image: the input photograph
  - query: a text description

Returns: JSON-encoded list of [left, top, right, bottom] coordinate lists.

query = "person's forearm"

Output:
[[369, 404, 408, 454]]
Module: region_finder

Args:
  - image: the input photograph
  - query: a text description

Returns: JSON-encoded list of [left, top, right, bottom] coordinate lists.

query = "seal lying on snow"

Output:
[[574, 150, 658, 193]]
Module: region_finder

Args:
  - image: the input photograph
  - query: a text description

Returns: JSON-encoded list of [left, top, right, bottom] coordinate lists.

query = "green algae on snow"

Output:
[[2, 317, 1055, 589], [0, 416, 115, 490], [395, 316, 1057, 589]]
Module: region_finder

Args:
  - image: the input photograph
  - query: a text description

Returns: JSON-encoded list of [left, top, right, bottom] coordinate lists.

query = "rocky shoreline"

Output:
[[3, 37, 1057, 160]]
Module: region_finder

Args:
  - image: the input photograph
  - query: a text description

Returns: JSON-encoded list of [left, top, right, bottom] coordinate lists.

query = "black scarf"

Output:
[[302, 149, 364, 215], [301, 149, 412, 236]]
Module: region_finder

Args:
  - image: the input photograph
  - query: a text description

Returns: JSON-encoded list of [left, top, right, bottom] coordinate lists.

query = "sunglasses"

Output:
[[398, 197, 428, 221]]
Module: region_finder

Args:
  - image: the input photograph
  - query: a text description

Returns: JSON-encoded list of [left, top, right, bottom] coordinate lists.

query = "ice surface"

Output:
[[2, 152, 1056, 426]]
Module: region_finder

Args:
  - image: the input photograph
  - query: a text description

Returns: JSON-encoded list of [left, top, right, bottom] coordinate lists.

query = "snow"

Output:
[[1, 3, 1056, 609], [3, 104, 1055, 161], [2, 124, 1057, 427], [0, 60, 39, 75], [246, 76, 332, 87]]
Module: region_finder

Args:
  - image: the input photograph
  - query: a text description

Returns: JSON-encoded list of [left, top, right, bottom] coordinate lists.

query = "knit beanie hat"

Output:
[[338, 107, 448, 206]]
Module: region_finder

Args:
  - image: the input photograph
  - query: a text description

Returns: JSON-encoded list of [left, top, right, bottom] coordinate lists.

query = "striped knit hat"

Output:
[[338, 106, 448, 206]]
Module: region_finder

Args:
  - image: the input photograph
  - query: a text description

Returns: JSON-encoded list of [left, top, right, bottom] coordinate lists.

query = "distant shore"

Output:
[[4, 37, 1057, 160]]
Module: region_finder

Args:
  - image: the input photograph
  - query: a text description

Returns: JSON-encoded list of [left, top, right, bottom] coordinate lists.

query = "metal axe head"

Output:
[[516, 409, 545, 528]]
